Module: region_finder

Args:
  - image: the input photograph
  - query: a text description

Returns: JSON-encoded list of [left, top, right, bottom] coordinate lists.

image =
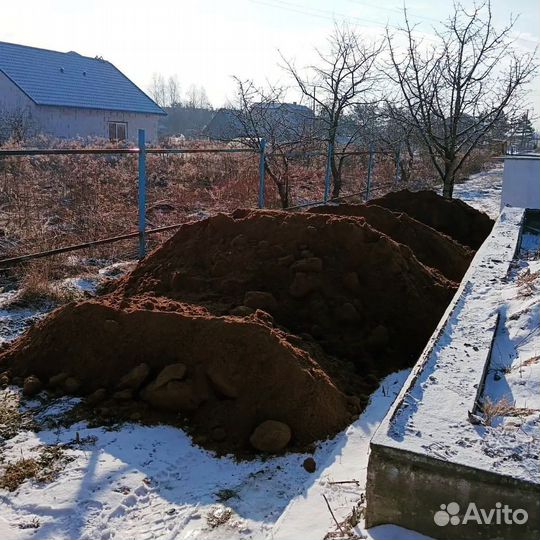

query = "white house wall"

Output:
[[0, 71, 35, 111], [31, 106, 159, 142], [0, 71, 160, 142]]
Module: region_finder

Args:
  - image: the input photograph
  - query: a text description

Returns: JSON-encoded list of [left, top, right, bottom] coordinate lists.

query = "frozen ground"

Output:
[[0, 168, 509, 540], [0, 372, 425, 540], [453, 164, 503, 219]]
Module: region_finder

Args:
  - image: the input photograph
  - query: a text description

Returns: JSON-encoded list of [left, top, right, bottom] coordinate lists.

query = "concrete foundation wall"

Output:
[[366, 444, 540, 540]]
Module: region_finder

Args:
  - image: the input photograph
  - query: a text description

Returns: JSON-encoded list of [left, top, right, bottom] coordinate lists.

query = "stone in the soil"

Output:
[[49, 372, 69, 388], [229, 305, 254, 316], [64, 377, 81, 394], [86, 388, 107, 406], [113, 389, 133, 401], [141, 380, 201, 412], [249, 420, 292, 452], [243, 291, 278, 312], [154, 363, 187, 387], [23, 375, 42, 397], [303, 457, 317, 473], [117, 363, 150, 390], [206, 368, 238, 399]]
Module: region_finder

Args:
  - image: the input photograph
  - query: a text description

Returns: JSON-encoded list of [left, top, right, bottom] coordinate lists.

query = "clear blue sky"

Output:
[[1, 0, 538, 122]]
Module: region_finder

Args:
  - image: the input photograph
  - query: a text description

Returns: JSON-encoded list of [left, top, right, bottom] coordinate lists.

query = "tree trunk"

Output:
[[330, 157, 342, 199], [442, 156, 459, 199], [277, 179, 290, 208]]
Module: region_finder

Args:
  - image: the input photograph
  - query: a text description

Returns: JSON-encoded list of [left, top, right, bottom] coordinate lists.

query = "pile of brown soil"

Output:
[[1, 196, 478, 454], [113, 209, 455, 368], [1, 297, 357, 452], [309, 204, 474, 282], [368, 190, 494, 249]]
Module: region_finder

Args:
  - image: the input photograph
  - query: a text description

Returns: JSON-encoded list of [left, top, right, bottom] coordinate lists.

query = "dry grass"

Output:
[[0, 390, 36, 439], [0, 445, 73, 491], [482, 397, 537, 426], [206, 507, 233, 529], [517, 268, 539, 297]]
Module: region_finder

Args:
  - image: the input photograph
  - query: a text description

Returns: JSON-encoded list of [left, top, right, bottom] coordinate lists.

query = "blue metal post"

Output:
[[366, 143, 375, 201], [258, 138, 266, 209], [138, 129, 146, 258], [323, 141, 333, 203]]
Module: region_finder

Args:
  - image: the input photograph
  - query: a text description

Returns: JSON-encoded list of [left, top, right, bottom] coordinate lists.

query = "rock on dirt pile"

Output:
[[368, 189, 494, 249]]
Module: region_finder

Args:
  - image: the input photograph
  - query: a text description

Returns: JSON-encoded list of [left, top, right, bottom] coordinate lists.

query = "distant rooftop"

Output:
[[0, 41, 165, 115]]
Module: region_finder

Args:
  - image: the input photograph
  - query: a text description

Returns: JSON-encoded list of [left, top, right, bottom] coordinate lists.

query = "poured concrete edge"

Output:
[[365, 207, 540, 539]]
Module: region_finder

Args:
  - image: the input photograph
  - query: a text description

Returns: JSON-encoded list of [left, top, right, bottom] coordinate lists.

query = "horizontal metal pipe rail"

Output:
[[0, 222, 188, 267], [0, 147, 258, 157]]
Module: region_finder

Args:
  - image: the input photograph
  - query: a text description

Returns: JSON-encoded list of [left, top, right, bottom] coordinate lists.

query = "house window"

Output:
[[108, 122, 127, 141]]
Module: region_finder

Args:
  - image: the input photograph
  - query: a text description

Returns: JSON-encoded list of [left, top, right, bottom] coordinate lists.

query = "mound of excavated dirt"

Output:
[[308, 204, 474, 282], [0, 297, 358, 452], [368, 190, 494, 249], [113, 209, 455, 368], [0, 203, 465, 454]]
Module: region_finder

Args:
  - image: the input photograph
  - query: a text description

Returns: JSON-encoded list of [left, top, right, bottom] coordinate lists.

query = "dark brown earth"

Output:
[[308, 203, 474, 282], [114, 209, 455, 368], [0, 193, 494, 454], [368, 189, 494, 249]]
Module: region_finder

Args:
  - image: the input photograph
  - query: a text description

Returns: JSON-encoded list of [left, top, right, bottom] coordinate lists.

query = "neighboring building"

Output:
[[204, 102, 315, 141], [0, 41, 165, 142], [158, 106, 215, 139]]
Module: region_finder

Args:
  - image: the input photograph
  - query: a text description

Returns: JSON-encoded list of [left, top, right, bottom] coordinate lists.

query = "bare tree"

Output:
[[0, 106, 37, 144], [185, 84, 211, 109], [232, 78, 313, 208], [283, 24, 384, 197], [387, 1, 538, 198], [166, 75, 181, 107], [149, 73, 167, 108]]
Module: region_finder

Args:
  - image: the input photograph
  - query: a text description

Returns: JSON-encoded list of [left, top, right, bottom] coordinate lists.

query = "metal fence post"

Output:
[[365, 143, 375, 201], [138, 129, 146, 258], [323, 141, 333, 203], [258, 138, 266, 209]]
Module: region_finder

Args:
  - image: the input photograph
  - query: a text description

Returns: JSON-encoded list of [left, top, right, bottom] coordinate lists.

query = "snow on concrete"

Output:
[[453, 165, 503, 219], [372, 207, 539, 485]]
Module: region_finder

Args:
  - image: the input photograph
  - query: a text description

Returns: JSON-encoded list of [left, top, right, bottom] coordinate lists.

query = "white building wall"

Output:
[[0, 71, 160, 142], [32, 106, 160, 142], [501, 156, 540, 210], [0, 71, 36, 112]]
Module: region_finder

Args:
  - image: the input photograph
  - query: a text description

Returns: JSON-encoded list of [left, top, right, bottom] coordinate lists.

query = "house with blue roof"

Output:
[[0, 41, 165, 142]]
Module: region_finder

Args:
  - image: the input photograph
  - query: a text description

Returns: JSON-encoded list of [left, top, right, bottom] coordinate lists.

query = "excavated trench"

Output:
[[0, 192, 494, 454]]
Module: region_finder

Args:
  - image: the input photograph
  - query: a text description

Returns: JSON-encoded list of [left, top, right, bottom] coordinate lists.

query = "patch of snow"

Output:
[[453, 165, 503, 219], [0, 292, 53, 345], [0, 371, 429, 540]]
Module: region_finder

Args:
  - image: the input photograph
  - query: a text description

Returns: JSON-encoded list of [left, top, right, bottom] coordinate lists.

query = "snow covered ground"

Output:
[[0, 168, 510, 540], [453, 164, 503, 219], [0, 372, 422, 540]]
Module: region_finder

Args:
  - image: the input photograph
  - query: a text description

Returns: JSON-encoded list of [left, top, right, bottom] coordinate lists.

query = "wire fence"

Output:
[[0, 129, 402, 268]]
